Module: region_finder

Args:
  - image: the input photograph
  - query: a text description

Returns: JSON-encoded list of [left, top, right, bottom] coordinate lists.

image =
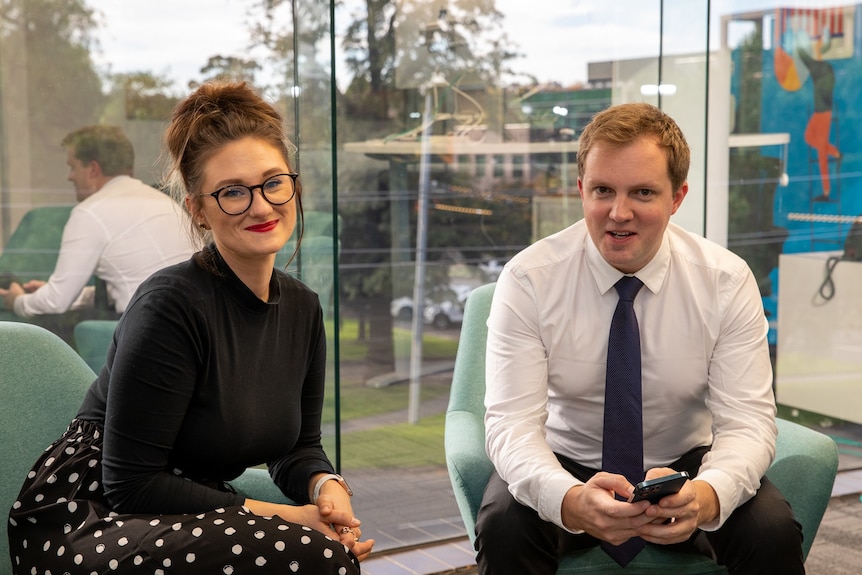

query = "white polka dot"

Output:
[[67, 501, 77, 513], [216, 508, 225, 513], [94, 530, 102, 538], [289, 561, 300, 572], [12, 500, 21, 509], [56, 497, 67, 504], [225, 527, 236, 536], [196, 513, 205, 519], [154, 570, 163, 575], [68, 472, 80, 482], [339, 568, 348, 575], [115, 520, 124, 527], [155, 538, 164, 547], [223, 566, 234, 575], [88, 481, 99, 492], [63, 524, 72, 534], [34, 494, 44, 503], [300, 535, 312, 545], [117, 537, 128, 546], [232, 544, 243, 555], [301, 525, 312, 532], [323, 548, 333, 558], [88, 459, 98, 468], [149, 519, 160, 526], [163, 558, 171, 567], [186, 553, 196, 563], [74, 554, 83, 565], [274, 541, 286, 551], [56, 545, 65, 556], [65, 447, 76, 455], [192, 527, 203, 537], [254, 530, 265, 539], [277, 524, 289, 531], [27, 471, 36, 479], [255, 556, 267, 566], [247, 519, 256, 525], [95, 543, 105, 554], [134, 555, 143, 565], [172, 522, 182, 531], [42, 540, 51, 551], [108, 558, 118, 570], [45, 457, 55, 467]]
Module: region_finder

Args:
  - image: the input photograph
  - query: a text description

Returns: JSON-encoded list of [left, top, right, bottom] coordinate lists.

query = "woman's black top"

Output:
[[77, 244, 334, 514]]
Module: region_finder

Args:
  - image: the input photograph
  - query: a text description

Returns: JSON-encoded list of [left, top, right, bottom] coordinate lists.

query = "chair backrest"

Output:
[[444, 282, 496, 541], [73, 319, 119, 373], [0, 205, 73, 282], [0, 321, 96, 573]]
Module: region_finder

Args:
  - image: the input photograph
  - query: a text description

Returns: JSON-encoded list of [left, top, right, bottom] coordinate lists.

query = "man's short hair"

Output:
[[62, 125, 135, 177], [577, 103, 690, 191]]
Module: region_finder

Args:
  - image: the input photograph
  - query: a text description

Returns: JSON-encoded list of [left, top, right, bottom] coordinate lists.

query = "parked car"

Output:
[[390, 284, 472, 329]]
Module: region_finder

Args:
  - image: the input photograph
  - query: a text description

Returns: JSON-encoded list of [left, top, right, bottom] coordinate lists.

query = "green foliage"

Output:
[[0, 0, 105, 189]]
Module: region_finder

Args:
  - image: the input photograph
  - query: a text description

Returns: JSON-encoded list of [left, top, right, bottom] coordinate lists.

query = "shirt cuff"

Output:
[[12, 294, 31, 317], [536, 470, 585, 534], [693, 469, 741, 531]]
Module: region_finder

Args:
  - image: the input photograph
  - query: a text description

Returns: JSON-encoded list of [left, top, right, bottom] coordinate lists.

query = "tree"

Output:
[[0, 0, 105, 192]]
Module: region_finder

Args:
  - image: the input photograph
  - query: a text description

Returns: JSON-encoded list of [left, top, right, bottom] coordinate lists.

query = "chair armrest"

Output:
[[766, 418, 838, 559], [230, 467, 296, 505]]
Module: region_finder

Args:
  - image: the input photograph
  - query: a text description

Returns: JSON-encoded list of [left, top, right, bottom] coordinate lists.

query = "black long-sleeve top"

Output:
[[77, 244, 334, 514]]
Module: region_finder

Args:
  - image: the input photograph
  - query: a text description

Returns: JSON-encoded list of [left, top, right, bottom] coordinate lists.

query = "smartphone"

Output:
[[629, 471, 690, 504], [0, 272, 19, 290]]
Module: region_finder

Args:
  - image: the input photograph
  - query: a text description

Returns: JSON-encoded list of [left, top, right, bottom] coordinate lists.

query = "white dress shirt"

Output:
[[484, 220, 776, 533], [14, 176, 195, 317]]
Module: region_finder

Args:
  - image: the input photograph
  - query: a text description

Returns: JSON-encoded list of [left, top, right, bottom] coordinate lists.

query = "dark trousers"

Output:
[[475, 447, 804, 575]]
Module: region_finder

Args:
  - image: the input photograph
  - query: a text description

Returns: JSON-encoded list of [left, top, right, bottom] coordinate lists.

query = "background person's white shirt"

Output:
[[14, 175, 195, 316], [484, 220, 776, 533]]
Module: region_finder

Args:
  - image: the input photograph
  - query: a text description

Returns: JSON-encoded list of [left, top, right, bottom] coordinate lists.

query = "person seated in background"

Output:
[[0, 125, 194, 326], [475, 103, 803, 574]]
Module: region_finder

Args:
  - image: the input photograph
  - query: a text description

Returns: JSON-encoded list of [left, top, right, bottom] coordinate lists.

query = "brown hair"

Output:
[[163, 81, 303, 255], [62, 125, 135, 177], [577, 103, 690, 192]]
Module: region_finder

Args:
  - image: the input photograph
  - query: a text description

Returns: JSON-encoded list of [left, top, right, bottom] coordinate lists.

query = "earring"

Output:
[[199, 222, 210, 230]]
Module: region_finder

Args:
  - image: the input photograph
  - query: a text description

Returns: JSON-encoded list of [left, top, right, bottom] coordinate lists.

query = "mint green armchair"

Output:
[[0, 322, 292, 575], [445, 283, 839, 574]]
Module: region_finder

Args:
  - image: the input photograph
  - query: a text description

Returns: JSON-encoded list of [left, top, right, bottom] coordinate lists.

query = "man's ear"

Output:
[[87, 160, 103, 178]]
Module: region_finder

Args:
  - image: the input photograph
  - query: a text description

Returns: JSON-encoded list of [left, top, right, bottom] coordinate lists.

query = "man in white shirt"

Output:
[[475, 103, 803, 574], [0, 126, 194, 329]]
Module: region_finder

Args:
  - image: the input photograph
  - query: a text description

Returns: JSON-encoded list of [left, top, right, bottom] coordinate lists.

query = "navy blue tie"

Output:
[[601, 275, 645, 566]]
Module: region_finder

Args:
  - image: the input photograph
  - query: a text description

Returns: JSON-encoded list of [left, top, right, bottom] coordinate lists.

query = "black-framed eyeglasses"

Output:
[[203, 173, 299, 216]]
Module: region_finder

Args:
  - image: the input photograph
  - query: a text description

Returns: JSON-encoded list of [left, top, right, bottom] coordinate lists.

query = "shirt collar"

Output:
[[585, 228, 671, 296]]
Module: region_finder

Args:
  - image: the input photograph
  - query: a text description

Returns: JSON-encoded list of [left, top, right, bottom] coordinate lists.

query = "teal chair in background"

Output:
[[0, 205, 73, 283], [445, 283, 839, 574], [73, 319, 119, 373], [0, 206, 74, 321], [0, 322, 292, 575]]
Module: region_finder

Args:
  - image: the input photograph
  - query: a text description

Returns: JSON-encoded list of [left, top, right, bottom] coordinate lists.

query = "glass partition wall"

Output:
[[1, 0, 860, 555]]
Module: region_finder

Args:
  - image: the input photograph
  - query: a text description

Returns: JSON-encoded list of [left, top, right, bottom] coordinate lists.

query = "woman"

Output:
[[8, 81, 372, 573]]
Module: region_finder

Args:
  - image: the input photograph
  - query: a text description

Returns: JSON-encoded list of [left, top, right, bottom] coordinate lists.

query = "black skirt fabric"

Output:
[[7, 419, 360, 574]]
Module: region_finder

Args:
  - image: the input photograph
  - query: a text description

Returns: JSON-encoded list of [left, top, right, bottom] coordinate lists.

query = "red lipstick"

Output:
[[246, 220, 278, 233]]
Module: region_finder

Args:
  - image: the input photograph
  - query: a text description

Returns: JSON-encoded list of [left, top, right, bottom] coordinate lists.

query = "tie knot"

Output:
[[614, 276, 643, 302]]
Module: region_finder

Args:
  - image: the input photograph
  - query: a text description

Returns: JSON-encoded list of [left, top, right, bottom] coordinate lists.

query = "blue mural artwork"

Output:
[[763, 5, 861, 254], [729, 5, 862, 346]]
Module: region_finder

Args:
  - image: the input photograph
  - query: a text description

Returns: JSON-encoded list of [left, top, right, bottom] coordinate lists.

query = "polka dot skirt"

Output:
[[7, 419, 361, 574]]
